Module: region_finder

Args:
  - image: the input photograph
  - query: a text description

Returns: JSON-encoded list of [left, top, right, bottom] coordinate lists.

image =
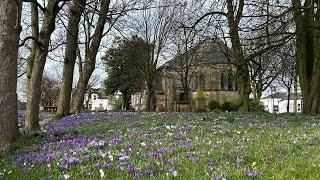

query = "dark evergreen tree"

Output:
[[103, 35, 149, 110]]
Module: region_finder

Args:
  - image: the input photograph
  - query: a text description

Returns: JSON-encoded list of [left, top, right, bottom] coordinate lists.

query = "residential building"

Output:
[[83, 88, 113, 111], [260, 92, 303, 113]]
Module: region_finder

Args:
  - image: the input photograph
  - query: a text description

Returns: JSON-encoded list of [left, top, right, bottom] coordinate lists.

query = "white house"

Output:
[[83, 88, 113, 111], [131, 90, 148, 111], [260, 92, 303, 113]]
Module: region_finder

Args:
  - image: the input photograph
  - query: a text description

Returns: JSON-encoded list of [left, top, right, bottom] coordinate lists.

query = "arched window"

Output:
[[199, 73, 205, 89], [220, 73, 225, 90], [221, 72, 234, 90], [196, 73, 206, 90], [228, 73, 233, 90]]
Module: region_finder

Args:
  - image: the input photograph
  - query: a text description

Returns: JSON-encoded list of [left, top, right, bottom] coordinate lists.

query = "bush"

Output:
[[112, 98, 123, 111], [249, 99, 265, 112], [208, 100, 220, 110], [196, 88, 206, 99], [221, 102, 239, 112]]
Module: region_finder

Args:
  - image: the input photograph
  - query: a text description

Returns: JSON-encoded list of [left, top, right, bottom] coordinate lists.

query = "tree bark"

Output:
[[121, 89, 131, 111], [0, 0, 22, 148], [26, 3, 39, 81], [146, 80, 155, 111], [71, 0, 111, 113], [287, 87, 291, 113], [293, 76, 298, 114], [56, 0, 86, 118], [25, 0, 61, 132], [292, 0, 320, 115], [226, 0, 250, 111]]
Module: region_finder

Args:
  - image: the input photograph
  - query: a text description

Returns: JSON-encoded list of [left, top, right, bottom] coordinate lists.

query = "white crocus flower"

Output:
[[63, 174, 70, 179], [99, 169, 105, 177]]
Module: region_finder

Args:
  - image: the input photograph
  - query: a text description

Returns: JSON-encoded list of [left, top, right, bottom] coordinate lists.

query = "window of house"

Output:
[[196, 73, 206, 89], [298, 104, 301, 111], [228, 73, 233, 90], [88, 104, 92, 110], [220, 73, 225, 90], [221, 72, 234, 90], [93, 95, 97, 100], [273, 105, 279, 112]]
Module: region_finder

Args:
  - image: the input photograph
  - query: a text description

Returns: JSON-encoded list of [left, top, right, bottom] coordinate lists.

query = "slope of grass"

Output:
[[1, 112, 320, 179]]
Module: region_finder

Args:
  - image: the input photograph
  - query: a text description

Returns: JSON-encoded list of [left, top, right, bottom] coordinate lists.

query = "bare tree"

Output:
[[0, 0, 22, 148], [131, 0, 179, 111], [24, 0, 66, 132], [70, 0, 111, 113], [71, 0, 139, 113], [56, 0, 86, 118]]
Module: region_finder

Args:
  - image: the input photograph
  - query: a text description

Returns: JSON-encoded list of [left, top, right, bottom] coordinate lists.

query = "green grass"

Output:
[[1, 112, 320, 179]]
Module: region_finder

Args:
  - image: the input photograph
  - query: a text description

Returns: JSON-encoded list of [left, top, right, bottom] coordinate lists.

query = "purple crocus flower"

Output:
[[245, 170, 264, 177], [126, 164, 135, 173], [21, 167, 28, 173], [153, 148, 164, 158], [145, 169, 153, 176], [115, 164, 121, 172], [103, 161, 111, 169], [186, 151, 195, 158], [246, 171, 255, 177]]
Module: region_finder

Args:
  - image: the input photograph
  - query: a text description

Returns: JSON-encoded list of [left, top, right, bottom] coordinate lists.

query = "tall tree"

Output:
[[292, 0, 320, 114], [56, 0, 86, 118], [71, 0, 111, 113], [103, 36, 148, 110], [134, 0, 178, 111], [225, 0, 251, 111], [0, 0, 22, 148], [25, 0, 66, 132]]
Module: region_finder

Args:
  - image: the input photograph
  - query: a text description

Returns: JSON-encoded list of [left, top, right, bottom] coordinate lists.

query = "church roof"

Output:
[[161, 36, 233, 70]]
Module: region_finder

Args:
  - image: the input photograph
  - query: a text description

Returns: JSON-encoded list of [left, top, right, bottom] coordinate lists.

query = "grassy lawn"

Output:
[[1, 112, 320, 179]]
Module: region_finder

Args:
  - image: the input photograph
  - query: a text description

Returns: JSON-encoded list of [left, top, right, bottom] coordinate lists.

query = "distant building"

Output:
[[260, 92, 303, 113], [83, 88, 113, 111], [132, 37, 239, 111]]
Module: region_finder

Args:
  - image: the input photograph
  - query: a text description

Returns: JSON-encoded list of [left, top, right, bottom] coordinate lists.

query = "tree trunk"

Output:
[[0, 0, 21, 149], [26, 3, 39, 82], [293, 76, 298, 114], [287, 87, 291, 113], [25, 0, 61, 132], [226, 0, 250, 111], [121, 90, 131, 111], [56, 0, 86, 118], [71, 0, 111, 114], [71, 75, 88, 113], [292, 0, 320, 115], [146, 81, 154, 112]]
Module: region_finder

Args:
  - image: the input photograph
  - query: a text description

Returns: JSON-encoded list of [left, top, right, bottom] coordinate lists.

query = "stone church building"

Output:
[[131, 37, 239, 111]]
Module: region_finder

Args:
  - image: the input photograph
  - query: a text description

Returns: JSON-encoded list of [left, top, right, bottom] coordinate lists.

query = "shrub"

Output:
[[195, 88, 206, 112], [249, 99, 265, 112], [208, 100, 220, 110], [112, 98, 123, 111], [221, 102, 239, 112], [196, 88, 206, 99]]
